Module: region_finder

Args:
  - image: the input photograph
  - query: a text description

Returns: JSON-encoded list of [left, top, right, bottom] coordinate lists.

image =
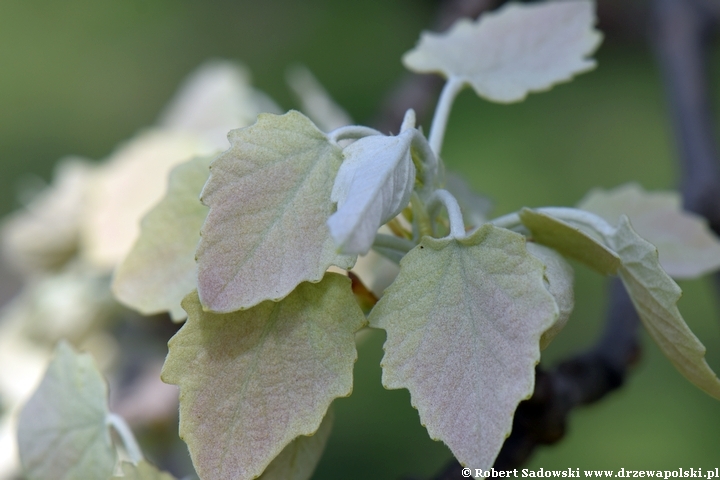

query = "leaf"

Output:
[[259, 406, 334, 480], [369, 225, 558, 469], [196, 111, 355, 312], [158, 60, 282, 151], [403, 0, 602, 103], [111, 461, 176, 480], [81, 129, 211, 269], [17, 341, 116, 480], [112, 155, 212, 321], [328, 129, 417, 255], [161, 274, 366, 480], [1, 158, 92, 275], [519, 208, 621, 275], [526, 243, 575, 350], [609, 217, 720, 400], [578, 183, 720, 279]]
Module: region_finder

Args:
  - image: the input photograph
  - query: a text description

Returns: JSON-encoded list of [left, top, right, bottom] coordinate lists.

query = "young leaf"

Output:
[[526, 242, 575, 350], [403, 0, 601, 103], [111, 461, 176, 480], [328, 129, 417, 255], [196, 111, 355, 312], [82, 129, 210, 269], [609, 217, 720, 400], [578, 183, 720, 279], [161, 274, 366, 480], [519, 208, 621, 275], [17, 341, 116, 480], [259, 406, 334, 480], [369, 225, 558, 469], [112, 155, 212, 321]]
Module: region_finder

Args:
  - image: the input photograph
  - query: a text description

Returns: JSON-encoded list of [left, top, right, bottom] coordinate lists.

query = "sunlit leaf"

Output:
[[81, 130, 212, 269], [403, 0, 601, 103], [113, 155, 212, 321], [17, 341, 115, 480], [526, 243, 574, 350], [578, 183, 720, 279], [111, 461, 176, 480], [519, 208, 620, 275], [161, 274, 365, 480], [369, 225, 557, 469], [328, 129, 417, 255], [197, 111, 354, 312], [259, 406, 334, 480], [609, 217, 720, 400]]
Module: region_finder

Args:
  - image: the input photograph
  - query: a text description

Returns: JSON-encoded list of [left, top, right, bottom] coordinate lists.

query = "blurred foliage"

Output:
[[1, 0, 719, 478]]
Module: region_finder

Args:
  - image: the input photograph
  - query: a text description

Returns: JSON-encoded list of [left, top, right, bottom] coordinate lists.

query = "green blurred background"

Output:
[[1, 0, 719, 477]]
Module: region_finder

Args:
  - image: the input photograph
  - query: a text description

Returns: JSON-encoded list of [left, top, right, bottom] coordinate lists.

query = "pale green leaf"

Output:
[[196, 111, 354, 312], [578, 183, 720, 279], [17, 341, 115, 480], [526, 243, 575, 350], [259, 406, 334, 480], [609, 217, 720, 400], [112, 155, 212, 321], [111, 461, 176, 480], [81, 129, 211, 269], [519, 208, 621, 275], [403, 0, 601, 103], [328, 130, 417, 255], [369, 225, 558, 469], [161, 274, 366, 480]]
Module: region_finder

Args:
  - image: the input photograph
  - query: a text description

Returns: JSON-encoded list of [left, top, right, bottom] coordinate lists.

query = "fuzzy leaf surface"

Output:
[[161, 274, 365, 480], [17, 341, 115, 480], [519, 208, 620, 275], [113, 155, 212, 321], [403, 0, 601, 102], [369, 225, 557, 469], [328, 130, 416, 255], [526, 242, 574, 350], [578, 183, 720, 279], [609, 217, 720, 399], [259, 406, 334, 480], [197, 111, 354, 312], [111, 461, 177, 480]]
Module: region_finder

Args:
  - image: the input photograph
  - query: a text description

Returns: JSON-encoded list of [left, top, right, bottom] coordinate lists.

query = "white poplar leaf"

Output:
[[328, 129, 417, 255], [1, 159, 92, 275], [258, 407, 334, 480], [159, 60, 282, 151], [403, 0, 602, 103], [609, 217, 720, 400], [111, 461, 177, 480], [369, 225, 558, 469], [17, 341, 116, 480], [162, 275, 365, 480], [112, 155, 212, 321], [526, 242, 575, 350], [578, 183, 720, 279], [197, 111, 355, 312]]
